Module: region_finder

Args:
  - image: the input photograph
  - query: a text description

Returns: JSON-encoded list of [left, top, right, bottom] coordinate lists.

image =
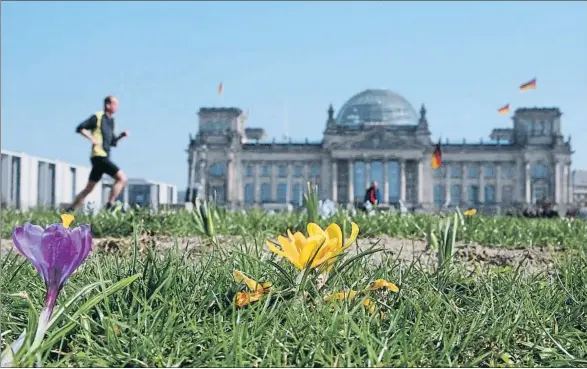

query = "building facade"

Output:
[[185, 89, 574, 214], [1, 150, 178, 211], [572, 170, 587, 207], [1, 150, 101, 210], [103, 178, 178, 210]]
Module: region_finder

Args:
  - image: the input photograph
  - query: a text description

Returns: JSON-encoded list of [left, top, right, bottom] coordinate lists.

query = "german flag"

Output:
[[520, 78, 537, 92], [218, 82, 224, 96], [498, 104, 510, 114], [431, 141, 442, 169]]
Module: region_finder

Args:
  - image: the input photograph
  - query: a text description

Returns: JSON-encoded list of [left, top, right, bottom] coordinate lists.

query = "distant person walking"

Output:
[[66, 96, 129, 212], [359, 181, 381, 213], [364, 181, 382, 206]]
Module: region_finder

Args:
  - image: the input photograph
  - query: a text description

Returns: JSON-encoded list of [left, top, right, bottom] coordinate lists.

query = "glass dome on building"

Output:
[[335, 89, 419, 127]]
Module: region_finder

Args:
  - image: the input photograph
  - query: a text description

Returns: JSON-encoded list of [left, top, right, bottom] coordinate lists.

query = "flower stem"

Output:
[[30, 292, 56, 351]]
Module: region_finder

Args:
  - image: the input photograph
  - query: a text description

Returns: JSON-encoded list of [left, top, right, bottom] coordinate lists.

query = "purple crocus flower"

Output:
[[11, 214, 92, 344]]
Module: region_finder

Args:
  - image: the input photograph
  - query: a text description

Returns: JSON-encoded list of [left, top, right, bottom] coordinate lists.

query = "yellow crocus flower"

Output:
[[266, 222, 359, 270], [325, 278, 399, 316], [367, 279, 399, 293], [233, 269, 272, 308], [323, 290, 358, 302], [233, 270, 272, 293], [463, 209, 477, 216], [363, 298, 376, 314], [234, 291, 264, 308]]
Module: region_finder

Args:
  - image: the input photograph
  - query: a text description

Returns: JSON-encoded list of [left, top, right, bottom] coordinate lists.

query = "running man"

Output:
[[66, 96, 129, 212]]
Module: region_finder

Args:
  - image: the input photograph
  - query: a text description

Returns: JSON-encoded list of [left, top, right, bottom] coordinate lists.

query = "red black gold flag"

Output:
[[498, 104, 510, 114], [520, 78, 537, 92], [218, 82, 224, 96], [431, 141, 442, 169]]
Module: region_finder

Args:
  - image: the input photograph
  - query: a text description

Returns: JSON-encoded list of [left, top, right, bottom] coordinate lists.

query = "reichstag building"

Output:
[[186, 89, 573, 214]]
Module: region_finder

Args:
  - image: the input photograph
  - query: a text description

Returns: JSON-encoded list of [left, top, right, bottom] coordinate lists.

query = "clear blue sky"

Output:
[[2, 1, 586, 188]]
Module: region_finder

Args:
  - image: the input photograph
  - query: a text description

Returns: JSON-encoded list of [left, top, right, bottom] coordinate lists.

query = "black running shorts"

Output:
[[89, 157, 120, 182]]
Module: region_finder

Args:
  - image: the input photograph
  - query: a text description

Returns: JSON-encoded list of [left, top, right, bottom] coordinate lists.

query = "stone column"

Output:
[[236, 158, 244, 206], [254, 163, 261, 203], [445, 163, 451, 206], [331, 161, 338, 202], [400, 160, 406, 202], [525, 161, 531, 203], [567, 164, 572, 204], [554, 161, 561, 204], [348, 161, 354, 203], [199, 161, 206, 200], [515, 157, 523, 203], [365, 161, 371, 189], [417, 160, 424, 205], [383, 159, 390, 203], [271, 164, 277, 202], [226, 151, 235, 206], [186, 150, 195, 202], [461, 162, 467, 204], [562, 164, 569, 205], [496, 163, 502, 206], [286, 163, 293, 204], [321, 157, 329, 200], [479, 163, 485, 204]]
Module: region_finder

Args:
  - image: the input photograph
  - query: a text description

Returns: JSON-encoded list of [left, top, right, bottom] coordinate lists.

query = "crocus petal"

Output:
[[233, 269, 266, 292], [343, 222, 360, 249], [310, 251, 336, 269], [292, 232, 307, 253], [266, 240, 286, 258], [367, 279, 388, 290], [12, 223, 47, 280], [266, 240, 303, 269], [277, 235, 300, 261], [59, 225, 92, 286], [325, 223, 343, 250], [367, 279, 399, 293], [464, 209, 477, 216], [40, 224, 77, 291], [234, 291, 264, 308], [307, 223, 326, 238], [299, 238, 324, 268], [324, 290, 357, 302], [363, 298, 376, 314]]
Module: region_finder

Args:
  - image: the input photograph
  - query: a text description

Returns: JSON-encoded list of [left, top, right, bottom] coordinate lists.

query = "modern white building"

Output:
[[1, 150, 101, 210], [0, 150, 177, 211], [103, 177, 178, 210], [186, 88, 574, 214]]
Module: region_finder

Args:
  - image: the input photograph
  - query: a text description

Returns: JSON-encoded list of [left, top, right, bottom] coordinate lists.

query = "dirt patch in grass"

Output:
[[1, 234, 564, 273], [359, 236, 562, 273]]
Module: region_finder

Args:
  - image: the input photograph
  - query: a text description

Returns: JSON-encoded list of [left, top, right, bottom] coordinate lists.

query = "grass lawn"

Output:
[[1, 207, 586, 367]]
